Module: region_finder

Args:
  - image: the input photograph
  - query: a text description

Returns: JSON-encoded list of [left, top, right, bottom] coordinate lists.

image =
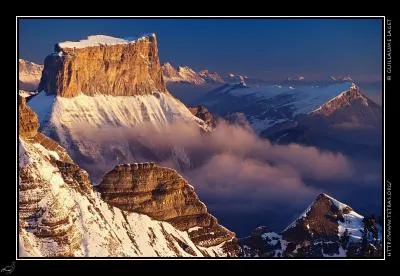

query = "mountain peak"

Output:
[[311, 82, 375, 116], [242, 193, 380, 257], [199, 69, 224, 83], [315, 193, 353, 212], [282, 192, 363, 244]]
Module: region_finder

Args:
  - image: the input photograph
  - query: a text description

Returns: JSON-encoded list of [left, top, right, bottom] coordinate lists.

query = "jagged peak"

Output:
[[178, 65, 197, 73], [162, 62, 176, 69], [57, 33, 156, 50], [311, 82, 371, 115], [199, 69, 210, 74]]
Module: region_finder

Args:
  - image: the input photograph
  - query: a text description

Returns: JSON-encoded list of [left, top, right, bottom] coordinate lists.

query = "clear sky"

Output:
[[19, 18, 383, 82]]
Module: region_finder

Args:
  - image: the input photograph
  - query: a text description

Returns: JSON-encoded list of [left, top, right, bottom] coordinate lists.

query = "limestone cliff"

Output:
[[38, 34, 166, 97], [97, 163, 239, 256]]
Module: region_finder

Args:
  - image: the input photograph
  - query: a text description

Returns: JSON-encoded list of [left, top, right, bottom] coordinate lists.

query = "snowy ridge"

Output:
[[58, 34, 156, 49], [322, 193, 351, 210], [29, 91, 209, 134], [311, 82, 368, 113], [19, 138, 219, 257]]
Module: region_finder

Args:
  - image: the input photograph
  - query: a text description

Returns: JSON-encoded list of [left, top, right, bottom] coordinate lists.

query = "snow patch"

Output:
[[188, 226, 202, 233], [58, 34, 155, 49]]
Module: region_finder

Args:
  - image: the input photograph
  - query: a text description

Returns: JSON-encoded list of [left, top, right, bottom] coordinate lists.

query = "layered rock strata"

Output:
[[97, 163, 238, 256]]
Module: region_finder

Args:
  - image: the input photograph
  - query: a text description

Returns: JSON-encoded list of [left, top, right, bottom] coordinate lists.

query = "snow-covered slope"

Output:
[[29, 92, 206, 131], [19, 138, 217, 257], [262, 83, 382, 154], [28, 91, 209, 182], [18, 59, 43, 92], [200, 81, 355, 133]]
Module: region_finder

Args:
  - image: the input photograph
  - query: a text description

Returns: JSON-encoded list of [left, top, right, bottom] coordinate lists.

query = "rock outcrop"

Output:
[[189, 105, 217, 127], [97, 163, 238, 256], [38, 34, 166, 97], [19, 96, 39, 139]]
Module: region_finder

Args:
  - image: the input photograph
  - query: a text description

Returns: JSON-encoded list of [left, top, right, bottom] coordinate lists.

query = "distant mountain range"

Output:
[[161, 62, 249, 85], [18, 59, 43, 97]]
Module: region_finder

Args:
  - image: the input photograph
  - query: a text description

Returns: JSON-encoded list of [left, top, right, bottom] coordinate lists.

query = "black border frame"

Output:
[[15, 16, 387, 262]]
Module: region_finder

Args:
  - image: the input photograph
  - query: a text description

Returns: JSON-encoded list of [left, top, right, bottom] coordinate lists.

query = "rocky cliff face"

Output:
[[97, 163, 238, 256], [38, 34, 166, 98]]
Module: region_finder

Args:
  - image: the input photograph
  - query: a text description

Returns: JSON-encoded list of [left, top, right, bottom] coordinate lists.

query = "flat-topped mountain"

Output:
[[38, 34, 166, 97]]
